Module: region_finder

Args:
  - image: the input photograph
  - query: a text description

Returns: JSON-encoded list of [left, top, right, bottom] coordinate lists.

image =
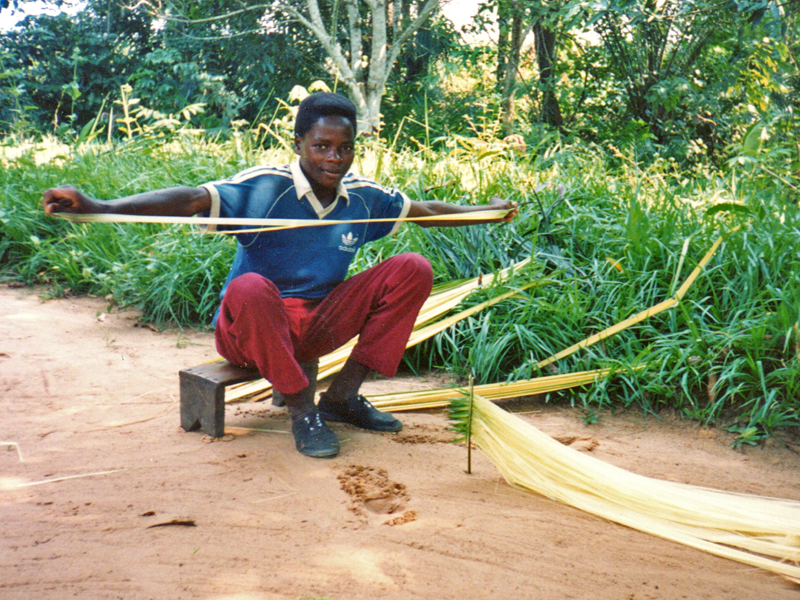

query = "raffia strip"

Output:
[[56, 207, 526, 402], [64, 207, 727, 410], [535, 233, 724, 370], [231, 231, 726, 404], [54, 210, 512, 231], [368, 368, 613, 411], [468, 391, 800, 581]]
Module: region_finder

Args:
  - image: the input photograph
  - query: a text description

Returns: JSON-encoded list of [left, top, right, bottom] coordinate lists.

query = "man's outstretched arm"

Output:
[[43, 185, 211, 218], [406, 196, 518, 228]]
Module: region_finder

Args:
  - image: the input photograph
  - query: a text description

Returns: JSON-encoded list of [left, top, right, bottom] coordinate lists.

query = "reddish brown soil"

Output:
[[2, 286, 799, 599]]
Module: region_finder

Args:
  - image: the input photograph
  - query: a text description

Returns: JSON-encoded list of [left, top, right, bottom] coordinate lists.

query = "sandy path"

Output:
[[2, 285, 799, 599]]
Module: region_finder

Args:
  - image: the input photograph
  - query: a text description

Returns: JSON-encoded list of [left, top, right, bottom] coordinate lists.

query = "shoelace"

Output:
[[306, 412, 326, 430], [352, 395, 375, 411]]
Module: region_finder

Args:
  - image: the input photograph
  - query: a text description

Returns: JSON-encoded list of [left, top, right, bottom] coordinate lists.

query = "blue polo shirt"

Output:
[[202, 161, 411, 309]]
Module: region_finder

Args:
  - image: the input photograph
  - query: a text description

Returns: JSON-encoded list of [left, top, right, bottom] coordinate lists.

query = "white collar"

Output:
[[290, 160, 350, 216]]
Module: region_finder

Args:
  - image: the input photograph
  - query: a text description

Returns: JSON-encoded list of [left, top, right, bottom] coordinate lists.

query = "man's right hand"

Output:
[[42, 185, 102, 216]]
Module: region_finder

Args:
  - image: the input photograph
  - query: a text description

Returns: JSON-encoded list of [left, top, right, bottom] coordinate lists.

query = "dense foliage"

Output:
[[2, 0, 796, 163], [0, 0, 331, 134], [1, 119, 798, 445]]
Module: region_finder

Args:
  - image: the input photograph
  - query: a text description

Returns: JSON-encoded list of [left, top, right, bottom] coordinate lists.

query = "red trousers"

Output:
[[214, 253, 433, 394]]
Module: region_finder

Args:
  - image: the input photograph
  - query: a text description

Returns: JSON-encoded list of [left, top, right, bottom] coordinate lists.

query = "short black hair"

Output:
[[294, 92, 357, 138]]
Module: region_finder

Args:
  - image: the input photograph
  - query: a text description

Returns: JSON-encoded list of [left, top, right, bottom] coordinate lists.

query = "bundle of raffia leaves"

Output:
[[394, 227, 800, 582], [449, 391, 800, 582]]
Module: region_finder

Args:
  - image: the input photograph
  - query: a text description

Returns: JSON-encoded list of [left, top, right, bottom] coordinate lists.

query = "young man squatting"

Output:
[[42, 92, 518, 458]]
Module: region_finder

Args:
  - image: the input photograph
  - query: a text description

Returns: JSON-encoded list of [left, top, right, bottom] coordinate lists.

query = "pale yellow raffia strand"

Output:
[[535, 232, 726, 370], [54, 210, 513, 231], [368, 368, 613, 411], [308, 282, 543, 384], [213, 210, 513, 234], [231, 230, 727, 404], [55, 208, 525, 402], [467, 392, 800, 581]]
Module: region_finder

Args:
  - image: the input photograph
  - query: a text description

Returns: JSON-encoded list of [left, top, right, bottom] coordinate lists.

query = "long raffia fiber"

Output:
[[368, 368, 615, 411], [229, 231, 726, 403], [536, 233, 724, 370], [467, 392, 800, 581], [60, 205, 529, 402], [54, 210, 513, 231]]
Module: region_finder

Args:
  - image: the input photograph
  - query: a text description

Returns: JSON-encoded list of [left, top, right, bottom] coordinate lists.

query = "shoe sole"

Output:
[[297, 446, 340, 458]]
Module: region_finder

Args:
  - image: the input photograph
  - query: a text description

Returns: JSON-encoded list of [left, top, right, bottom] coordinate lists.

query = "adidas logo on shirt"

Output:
[[339, 231, 359, 253]]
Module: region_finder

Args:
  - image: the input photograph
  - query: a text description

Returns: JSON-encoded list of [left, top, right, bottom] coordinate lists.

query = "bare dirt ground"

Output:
[[2, 284, 800, 600]]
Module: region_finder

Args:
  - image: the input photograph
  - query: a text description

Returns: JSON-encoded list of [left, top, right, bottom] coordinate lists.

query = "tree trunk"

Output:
[[496, 0, 511, 86], [533, 21, 563, 128], [501, 3, 525, 134], [283, 0, 437, 134], [346, 0, 364, 83]]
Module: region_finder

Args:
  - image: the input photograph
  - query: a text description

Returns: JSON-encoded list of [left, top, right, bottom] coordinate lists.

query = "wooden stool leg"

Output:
[[179, 362, 262, 438], [180, 370, 226, 438]]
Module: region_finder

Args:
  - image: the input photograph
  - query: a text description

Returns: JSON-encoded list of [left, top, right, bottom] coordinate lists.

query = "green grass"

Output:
[[1, 128, 798, 445]]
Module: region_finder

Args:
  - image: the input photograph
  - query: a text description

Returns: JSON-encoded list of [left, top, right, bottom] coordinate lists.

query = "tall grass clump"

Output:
[[0, 132, 282, 324]]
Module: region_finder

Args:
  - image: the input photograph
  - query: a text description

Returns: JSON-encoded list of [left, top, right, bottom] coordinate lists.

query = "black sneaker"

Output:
[[318, 393, 403, 432], [291, 410, 340, 458]]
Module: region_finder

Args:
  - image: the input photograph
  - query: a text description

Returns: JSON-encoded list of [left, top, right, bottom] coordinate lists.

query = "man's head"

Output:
[[294, 93, 358, 205], [294, 92, 357, 138]]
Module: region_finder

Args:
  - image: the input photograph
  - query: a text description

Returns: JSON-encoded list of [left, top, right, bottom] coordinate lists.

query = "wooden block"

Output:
[[179, 361, 260, 438]]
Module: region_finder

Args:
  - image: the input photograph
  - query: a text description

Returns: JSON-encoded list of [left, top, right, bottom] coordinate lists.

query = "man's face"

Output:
[[294, 115, 356, 200]]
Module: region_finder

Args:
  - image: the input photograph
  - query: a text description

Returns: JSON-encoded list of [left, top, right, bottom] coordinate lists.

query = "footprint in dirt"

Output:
[[336, 465, 416, 527], [553, 435, 599, 452]]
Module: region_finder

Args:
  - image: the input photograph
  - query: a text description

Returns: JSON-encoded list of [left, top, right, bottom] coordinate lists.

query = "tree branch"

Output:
[[345, 0, 364, 81], [386, 0, 438, 70], [281, 0, 354, 82], [125, 1, 272, 25]]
